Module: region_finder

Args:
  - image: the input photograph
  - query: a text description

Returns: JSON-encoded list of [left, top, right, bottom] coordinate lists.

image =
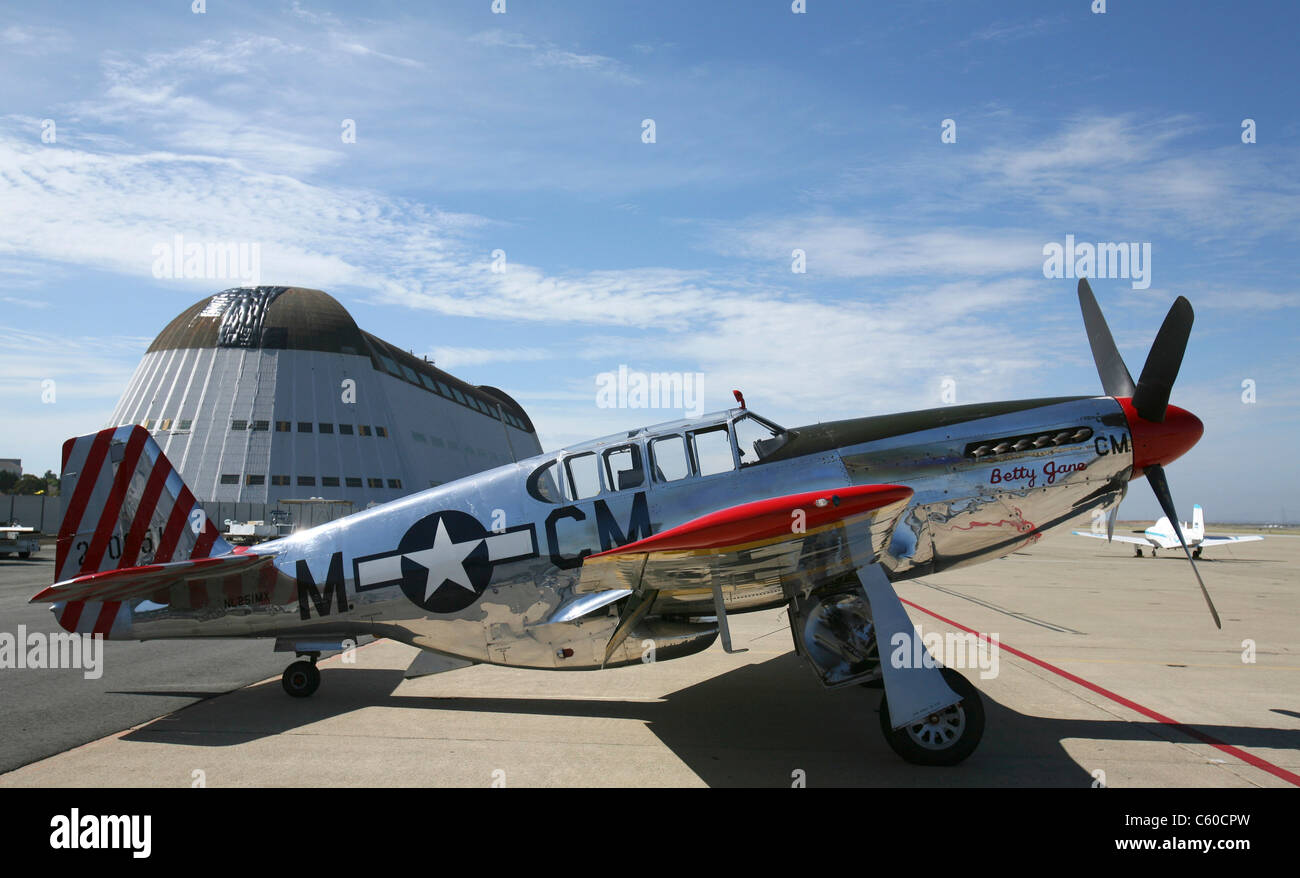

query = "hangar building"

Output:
[[108, 286, 541, 510]]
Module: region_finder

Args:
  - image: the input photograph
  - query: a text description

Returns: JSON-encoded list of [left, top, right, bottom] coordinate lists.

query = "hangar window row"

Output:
[[144, 418, 392, 439], [221, 474, 404, 490], [365, 336, 530, 432], [247, 420, 390, 437], [412, 431, 447, 448], [141, 418, 194, 432], [409, 431, 497, 459]]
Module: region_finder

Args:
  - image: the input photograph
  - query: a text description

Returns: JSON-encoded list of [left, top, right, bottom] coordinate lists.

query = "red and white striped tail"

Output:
[[52, 425, 231, 635]]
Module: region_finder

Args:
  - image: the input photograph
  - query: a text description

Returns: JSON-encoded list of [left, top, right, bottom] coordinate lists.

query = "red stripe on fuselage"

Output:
[[81, 428, 148, 574], [191, 516, 219, 559], [56, 429, 115, 576], [223, 574, 242, 605], [91, 601, 120, 637], [61, 435, 76, 475], [154, 487, 196, 564], [120, 455, 172, 567], [59, 601, 86, 633]]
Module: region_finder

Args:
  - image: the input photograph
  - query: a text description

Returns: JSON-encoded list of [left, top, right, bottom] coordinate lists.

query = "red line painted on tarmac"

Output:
[[900, 597, 1300, 788]]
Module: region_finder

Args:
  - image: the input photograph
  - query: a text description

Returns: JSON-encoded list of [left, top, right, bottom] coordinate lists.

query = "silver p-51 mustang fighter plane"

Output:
[[34, 280, 1217, 766]]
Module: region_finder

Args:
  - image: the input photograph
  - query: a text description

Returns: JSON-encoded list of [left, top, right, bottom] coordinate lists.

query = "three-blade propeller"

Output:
[[1077, 279, 1221, 628]]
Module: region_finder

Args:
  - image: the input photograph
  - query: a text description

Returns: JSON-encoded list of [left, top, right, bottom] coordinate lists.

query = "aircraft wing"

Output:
[[1071, 530, 1150, 546], [578, 483, 912, 597], [31, 552, 276, 605], [576, 483, 912, 662], [1198, 535, 1264, 547]]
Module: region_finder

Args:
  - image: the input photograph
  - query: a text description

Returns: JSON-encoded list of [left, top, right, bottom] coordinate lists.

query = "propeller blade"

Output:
[[1077, 279, 1136, 397], [1146, 464, 1221, 629], [1132, 296, 1194, 422]]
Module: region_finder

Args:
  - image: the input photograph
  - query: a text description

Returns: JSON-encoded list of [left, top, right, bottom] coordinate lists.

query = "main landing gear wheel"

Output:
[[282, 659, 320, 698], [878, 667, 984, 766]]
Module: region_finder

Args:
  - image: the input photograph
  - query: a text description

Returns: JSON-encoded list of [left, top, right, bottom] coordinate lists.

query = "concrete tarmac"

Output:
[[1, 526, 1295, 787], [0, 553, 289, 774]]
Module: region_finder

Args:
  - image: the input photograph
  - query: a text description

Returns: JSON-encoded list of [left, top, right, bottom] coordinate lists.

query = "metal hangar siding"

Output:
[[108, 286, 542, 506]]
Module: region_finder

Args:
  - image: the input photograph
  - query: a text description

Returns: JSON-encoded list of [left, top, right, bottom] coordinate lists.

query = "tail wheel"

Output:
[[281, 660, 321, 698], [878, 667, 984, 766]]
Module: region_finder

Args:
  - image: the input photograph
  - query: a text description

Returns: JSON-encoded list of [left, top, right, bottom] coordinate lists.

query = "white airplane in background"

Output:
[[1074, 504, 1263, 558]]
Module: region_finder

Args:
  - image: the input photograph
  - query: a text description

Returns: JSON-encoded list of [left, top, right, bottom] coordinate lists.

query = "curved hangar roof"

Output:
[[147, 286, 534, 432]]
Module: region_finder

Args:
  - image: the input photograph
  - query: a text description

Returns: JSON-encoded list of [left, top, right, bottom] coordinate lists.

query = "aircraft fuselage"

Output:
[[103, 395, 1136, 669]]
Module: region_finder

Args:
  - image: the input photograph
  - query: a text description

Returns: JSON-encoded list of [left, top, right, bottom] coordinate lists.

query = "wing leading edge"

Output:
[[576, 483, 914, 663], [580, 483, 912, 594]]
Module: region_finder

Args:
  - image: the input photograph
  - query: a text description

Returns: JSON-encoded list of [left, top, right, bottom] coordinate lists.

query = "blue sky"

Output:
[[1, 1, 1297, 521]]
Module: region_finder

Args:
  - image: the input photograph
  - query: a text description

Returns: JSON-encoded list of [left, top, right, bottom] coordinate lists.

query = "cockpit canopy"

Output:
[[526, 410, 792, 503]]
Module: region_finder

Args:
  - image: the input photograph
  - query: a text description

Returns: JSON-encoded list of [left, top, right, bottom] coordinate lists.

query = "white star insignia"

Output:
[[401, 519, 482, 600]]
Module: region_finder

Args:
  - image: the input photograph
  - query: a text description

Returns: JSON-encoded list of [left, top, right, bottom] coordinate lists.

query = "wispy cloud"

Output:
[[703, 217, 1045, 279], [0, 329, 147, 400], [0, 24, 69, 50], [0, 296, 50, 309], [331, 36, 426, 70], [966, 16, 1066, 44], [470, 29, 638, 82], [428, 346, 552, 369]]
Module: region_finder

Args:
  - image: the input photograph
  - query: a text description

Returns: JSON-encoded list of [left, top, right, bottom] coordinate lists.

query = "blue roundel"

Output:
[[396, 511, 492, 613]]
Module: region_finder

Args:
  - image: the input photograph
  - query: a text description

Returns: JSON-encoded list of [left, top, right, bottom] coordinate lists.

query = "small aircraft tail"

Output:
[[49, 425, 232, 634], [1191, 504, 1205, 542]]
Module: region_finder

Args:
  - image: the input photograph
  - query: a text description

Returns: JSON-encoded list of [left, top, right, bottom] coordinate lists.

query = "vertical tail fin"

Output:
[[55, 425, 230, 584], [1191, 504, 1204, 542]]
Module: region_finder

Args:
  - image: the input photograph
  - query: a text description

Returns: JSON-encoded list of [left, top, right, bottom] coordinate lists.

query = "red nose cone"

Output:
[[1116, 397, 1203, 474]]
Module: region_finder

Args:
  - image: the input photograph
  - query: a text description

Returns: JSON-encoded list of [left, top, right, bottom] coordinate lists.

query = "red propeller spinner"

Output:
[[1115, 398, 1203, 476]]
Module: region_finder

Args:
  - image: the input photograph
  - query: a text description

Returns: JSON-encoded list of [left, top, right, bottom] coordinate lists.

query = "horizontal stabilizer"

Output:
[[32, 552, 274, 605]]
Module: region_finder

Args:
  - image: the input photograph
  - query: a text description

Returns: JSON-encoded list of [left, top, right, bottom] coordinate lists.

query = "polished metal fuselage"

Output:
[[115, 396, 1133, 670]]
